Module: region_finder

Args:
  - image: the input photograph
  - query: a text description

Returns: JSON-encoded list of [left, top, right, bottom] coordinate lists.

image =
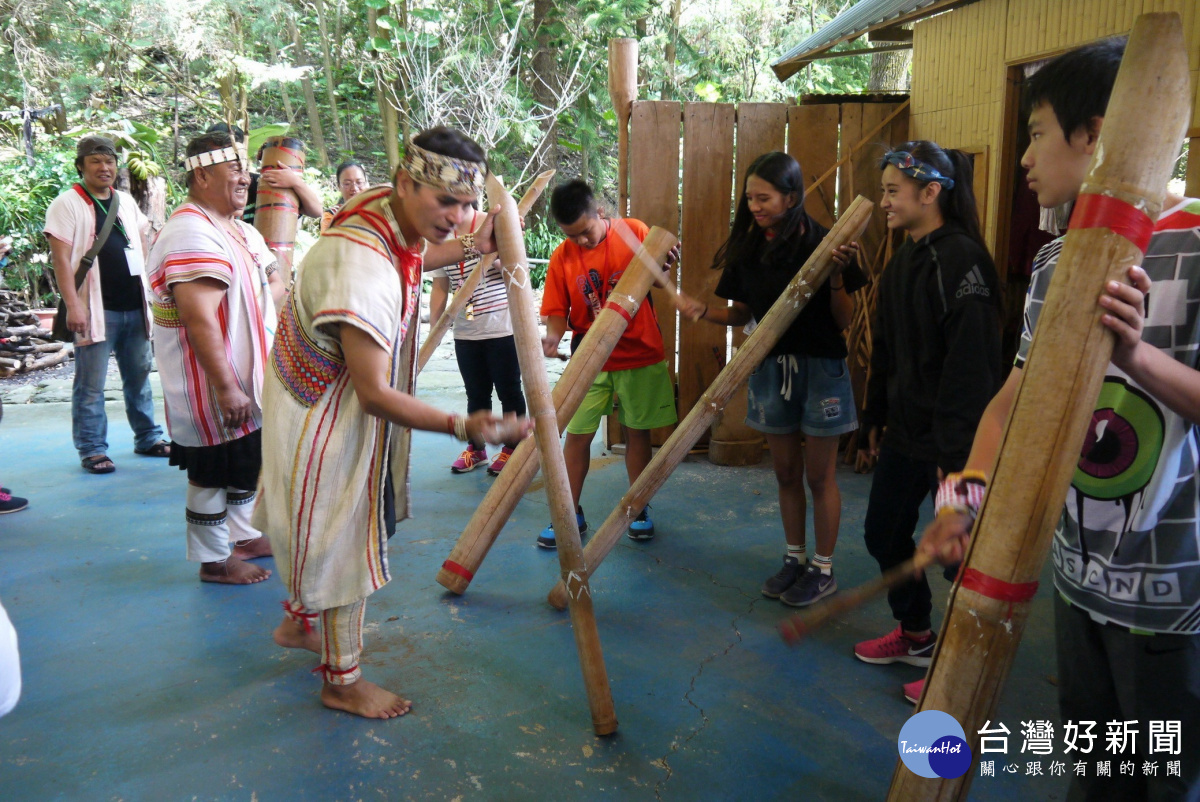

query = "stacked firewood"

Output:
[[0, 290, 71, 377]]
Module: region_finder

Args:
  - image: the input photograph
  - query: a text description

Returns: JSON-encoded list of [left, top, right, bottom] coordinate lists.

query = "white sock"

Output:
[[812, 553, 833, 575], [786, 544, 806, 563]]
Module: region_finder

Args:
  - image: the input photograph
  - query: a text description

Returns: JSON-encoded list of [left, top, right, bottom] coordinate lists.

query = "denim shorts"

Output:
[[745, 355, 858, 437]]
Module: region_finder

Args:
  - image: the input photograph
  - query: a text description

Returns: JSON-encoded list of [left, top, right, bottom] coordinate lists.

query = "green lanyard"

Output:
[[82, 185, 129, 244]]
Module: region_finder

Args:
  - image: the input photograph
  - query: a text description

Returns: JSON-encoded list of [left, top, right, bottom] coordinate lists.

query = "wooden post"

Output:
[[253, 136, 306, 282], [887, 13, 1190, 800], [417, 171, 555, 372], [548, 196, 874, 609], [609, 39, 638, 217], [487, 174, 618, 736], [436, 226, 679, 593]]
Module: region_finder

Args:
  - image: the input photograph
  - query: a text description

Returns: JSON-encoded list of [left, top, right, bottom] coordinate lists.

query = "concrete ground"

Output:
[[0, 322, 1069, 800]]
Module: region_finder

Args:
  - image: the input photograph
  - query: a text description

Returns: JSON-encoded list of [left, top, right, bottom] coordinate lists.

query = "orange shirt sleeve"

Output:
[[540, 243, 571, 318]]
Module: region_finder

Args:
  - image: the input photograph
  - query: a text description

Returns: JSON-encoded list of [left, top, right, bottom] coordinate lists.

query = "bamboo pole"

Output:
[[887, 13, 1190, 800], [417, 170, 555, 372], [608, 39, 638, 217], [487, 174, 618, 736], [548, 196, 874, 609], [253, 136, 306, 282], [436, 226, 679, 594]]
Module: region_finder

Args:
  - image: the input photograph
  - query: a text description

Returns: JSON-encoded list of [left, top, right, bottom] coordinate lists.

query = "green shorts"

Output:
[[565, 361, 678, 435]]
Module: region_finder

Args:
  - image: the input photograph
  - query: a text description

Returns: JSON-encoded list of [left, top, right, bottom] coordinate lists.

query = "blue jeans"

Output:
[[72, 309, 163, 459]]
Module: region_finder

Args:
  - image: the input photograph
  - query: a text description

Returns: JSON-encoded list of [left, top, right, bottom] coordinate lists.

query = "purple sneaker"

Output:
[[780, 564, 837, 607], [450, 447, 488, 473]]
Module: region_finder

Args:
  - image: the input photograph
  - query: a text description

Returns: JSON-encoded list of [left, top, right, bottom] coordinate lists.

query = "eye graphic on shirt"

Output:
[[1075, 379, 1164, 499], [1073, 377, 1165, 546]]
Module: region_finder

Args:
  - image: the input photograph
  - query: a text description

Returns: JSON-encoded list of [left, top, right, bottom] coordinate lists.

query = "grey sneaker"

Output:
[[761, 555, 802, 599], [781, 564, 837, 607]]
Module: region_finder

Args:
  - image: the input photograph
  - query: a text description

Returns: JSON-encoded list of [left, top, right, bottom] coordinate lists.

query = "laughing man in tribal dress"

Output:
[[148, 131, 287, 586], [253, 127, 531, 719]]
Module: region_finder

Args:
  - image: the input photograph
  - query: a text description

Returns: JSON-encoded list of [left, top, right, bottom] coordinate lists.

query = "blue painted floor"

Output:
[[0, 395, 1069, 800]]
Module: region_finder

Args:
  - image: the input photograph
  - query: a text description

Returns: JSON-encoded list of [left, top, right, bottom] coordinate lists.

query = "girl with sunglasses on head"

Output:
[[849, 141, 1002, 701]]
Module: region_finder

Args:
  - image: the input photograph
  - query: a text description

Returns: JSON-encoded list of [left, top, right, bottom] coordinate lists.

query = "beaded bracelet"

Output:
[[460, 231, 481, 263]]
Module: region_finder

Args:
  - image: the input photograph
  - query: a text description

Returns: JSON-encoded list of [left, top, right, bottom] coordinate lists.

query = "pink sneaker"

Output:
[[903, 677, 925, 705], [487, 445, 514, 476], [853, 625, 936, 666], [450, 448, 487, 473]]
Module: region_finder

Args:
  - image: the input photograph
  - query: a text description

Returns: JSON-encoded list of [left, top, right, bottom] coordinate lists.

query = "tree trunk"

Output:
[[270, 40, 296, 123], [313, 0, 348, 153], [663, 0, 682, 100], [368, 7, 401, 170], [292, 16, 331, 168], [530, 0, 562, 204], [217, 73, 238, 122], [394, 0, 412, 148], [867, 50, 911, 92]]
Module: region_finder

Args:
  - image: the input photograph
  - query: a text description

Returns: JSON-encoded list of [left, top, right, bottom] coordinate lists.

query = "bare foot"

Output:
[[199, 556, 271, 584], [232, 537, 273, 560], [273, 617, 321, 654], [321, 680, 412, 719]]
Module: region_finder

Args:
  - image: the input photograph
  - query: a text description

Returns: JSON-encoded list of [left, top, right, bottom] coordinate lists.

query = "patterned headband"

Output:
[[881, 151, 955, 189], [184, 145, 248, 173], [402, 141, 487, 196]]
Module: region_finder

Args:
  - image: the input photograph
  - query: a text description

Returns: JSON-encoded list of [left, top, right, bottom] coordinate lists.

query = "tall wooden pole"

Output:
[[487, 174, 618, 736], [418, 171, 555, 372], [548, 196, 874, 609], [888, 13, 1190, 800], [436, 226, 678, 593], [608, 39, 638, 217]]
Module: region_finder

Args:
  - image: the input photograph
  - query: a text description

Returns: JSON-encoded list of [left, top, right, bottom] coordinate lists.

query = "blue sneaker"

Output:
[[537, 508, 587, 549], [627, 507, 654, 541]]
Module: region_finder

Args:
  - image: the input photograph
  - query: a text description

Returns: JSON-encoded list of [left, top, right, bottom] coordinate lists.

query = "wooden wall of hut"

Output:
[[616, 97, 909, 461], [909, 0, 1200, 264]]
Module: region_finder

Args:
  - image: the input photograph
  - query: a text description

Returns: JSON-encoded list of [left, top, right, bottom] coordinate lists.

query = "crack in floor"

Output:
[[632, 548, 763, 800]]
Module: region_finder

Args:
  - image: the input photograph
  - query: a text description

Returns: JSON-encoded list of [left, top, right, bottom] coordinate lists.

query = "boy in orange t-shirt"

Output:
[[538, 180, 678, 547]]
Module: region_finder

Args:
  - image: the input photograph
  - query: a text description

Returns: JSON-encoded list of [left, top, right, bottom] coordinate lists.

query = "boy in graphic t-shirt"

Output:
[[537, 180, 678, 548], [918, 39, 1200, 800]]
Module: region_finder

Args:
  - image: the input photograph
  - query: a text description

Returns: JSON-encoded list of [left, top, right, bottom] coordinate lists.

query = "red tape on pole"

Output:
[[960, 567, 1039, 621], [1068, 193, 1155, 253], [603, 300, 634, 323], [441, 560, 475, 581]]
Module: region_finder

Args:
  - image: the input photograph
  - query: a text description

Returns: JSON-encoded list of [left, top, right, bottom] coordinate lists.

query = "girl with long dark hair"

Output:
[[679, 151, 863, 607], [852, 140, 1002, 703]]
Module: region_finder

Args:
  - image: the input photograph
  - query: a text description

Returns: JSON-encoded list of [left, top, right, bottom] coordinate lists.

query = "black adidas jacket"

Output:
[[862, 223, 1002, 473]]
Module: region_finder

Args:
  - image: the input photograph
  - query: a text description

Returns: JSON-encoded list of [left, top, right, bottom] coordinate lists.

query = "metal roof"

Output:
[[772, 0, 970, 81]]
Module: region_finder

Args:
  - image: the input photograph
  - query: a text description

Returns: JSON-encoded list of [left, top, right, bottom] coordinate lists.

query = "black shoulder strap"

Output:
[[75, 190, 120, 291]]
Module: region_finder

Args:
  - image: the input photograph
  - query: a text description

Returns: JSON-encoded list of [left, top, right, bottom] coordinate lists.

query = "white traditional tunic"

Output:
[[253, 187, 423, 611], [146, 203, 278, 447]]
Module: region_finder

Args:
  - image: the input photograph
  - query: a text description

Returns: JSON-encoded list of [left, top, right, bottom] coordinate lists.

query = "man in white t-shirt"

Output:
[[45, 135, 169, 474], [429, 210, 526, 475]]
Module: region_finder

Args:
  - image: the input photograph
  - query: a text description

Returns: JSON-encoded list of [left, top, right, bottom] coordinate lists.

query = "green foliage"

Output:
[[66, 118, 167, 181], [0, 149, 77, 301], [0, 0, 877, 299], [524, 216, 565, 289]]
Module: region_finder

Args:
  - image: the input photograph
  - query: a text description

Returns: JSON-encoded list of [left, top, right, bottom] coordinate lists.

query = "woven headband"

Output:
[[185, 145, 248, 173], [881, 150, 955, 189], [402, 141, 487, 196]]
